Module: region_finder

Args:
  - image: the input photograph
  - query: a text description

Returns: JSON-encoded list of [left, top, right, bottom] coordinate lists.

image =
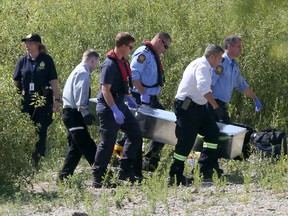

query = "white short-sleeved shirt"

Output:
[[175, 56, 212, 105]]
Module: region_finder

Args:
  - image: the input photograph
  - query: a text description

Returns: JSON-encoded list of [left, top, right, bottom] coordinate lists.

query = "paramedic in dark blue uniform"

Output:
[[209, 35, 262, 124], [116, 32, 172, 172], [92, 32, 143, 188], [58, 49, 100, 181], [169, 44, 224, 186], [13, 33, 60, 166]]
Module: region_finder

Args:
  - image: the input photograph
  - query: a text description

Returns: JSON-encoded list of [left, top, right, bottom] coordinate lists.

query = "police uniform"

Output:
[[130, 44, 166, 169], [209, 52, 249, 123], [58, 62, 97, 180], [169, 56, 221, 184], [13, 52, 57, 160], [92, 55, 142, 187]]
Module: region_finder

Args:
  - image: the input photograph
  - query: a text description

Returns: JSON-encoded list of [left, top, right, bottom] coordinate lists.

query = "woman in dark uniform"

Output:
[[13, 33, 60, 166]]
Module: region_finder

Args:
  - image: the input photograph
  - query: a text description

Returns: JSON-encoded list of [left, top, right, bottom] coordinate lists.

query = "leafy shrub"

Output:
[[0, 66, 37, 186]]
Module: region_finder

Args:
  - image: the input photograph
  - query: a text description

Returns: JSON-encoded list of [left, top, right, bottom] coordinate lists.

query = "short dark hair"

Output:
[[115, 32, 135, 47], [204, 44, 224, 58], [224, 35, 242, 49], [154, 32, 172, 42], [82, 48, 100, 61]]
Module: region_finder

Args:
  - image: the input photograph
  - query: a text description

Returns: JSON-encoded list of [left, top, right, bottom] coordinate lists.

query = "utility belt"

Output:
[[175, 97, 205, 110], [26, 86, 52, 96], [63, 108, 78, 113]]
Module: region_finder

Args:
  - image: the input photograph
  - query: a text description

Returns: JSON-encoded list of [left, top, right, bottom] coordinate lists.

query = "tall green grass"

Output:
[[1, 0, 288, 214]]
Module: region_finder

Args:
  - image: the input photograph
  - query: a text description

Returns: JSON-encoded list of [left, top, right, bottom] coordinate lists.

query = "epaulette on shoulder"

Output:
[[144, 46, 150, 52]]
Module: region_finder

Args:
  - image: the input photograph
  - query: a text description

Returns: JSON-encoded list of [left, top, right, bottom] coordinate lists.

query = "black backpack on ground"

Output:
[[249, 129, 287, 158], [231, 123, 256, 160]]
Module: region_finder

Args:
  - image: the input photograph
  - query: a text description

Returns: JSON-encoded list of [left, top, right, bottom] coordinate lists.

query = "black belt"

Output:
[[63, 108, 79, 113], [215, 99, 226, 106], [175, 99, 205, 107]]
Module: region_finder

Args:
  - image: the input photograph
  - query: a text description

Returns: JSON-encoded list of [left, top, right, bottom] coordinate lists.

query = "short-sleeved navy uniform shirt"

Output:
[[96, 58, 127, 112], [13, 53, 57, 108]]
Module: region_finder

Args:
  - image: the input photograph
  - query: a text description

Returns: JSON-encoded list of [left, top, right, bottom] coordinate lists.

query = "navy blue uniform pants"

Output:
[[143, 95, 166, 162], [116, 93, 165, 172], [93, 106, 142, 176], [173, 100, 220, 171], [24, 103, 53, 157], [59, 108, 96, 178]]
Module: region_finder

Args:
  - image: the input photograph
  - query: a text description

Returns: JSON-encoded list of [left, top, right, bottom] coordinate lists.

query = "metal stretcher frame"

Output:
[[89, 98, 247, 159]]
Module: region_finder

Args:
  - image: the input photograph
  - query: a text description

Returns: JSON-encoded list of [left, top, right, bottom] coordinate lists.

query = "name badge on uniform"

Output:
[[29, 83, 35, 91]]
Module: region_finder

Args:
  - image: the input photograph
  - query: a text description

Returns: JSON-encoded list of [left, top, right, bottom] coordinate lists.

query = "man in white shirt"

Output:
[[169, 44, 224, 186]]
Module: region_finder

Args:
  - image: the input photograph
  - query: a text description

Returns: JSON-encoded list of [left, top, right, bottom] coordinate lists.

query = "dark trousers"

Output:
[[116, 93, 165, 172], [143, 95, 166, 161], [59, 108, 96, 178], [173, 100, 220, 171], [93, 106, 142, 178], [25, 103, 53, 156]]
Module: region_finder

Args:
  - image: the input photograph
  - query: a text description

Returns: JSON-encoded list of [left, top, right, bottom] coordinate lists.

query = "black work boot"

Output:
[[169, 159, 192, 186], [142, 156, 160, 172], [92, 171, 104, 188], [92, 166, 109, 188], [198, 148, 223, 181], [118, 159, 133, 182]]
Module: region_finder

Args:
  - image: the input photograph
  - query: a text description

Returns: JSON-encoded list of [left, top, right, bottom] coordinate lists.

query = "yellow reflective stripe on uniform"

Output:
[[219, 136, 229, 141], [173, 152, 187, 161], [69, 126, 84, 132], [203, 142, 218, 149]]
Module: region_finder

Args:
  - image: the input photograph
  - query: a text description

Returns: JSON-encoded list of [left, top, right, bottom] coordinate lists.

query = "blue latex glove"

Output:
[[253, 98, 263, 112], [124, 95, 138, 109], [110, 104, 125, 124], [140, 93, 150, 105]]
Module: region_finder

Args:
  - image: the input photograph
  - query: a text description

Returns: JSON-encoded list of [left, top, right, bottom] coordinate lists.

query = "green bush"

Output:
[[0, 66, 37, 186]]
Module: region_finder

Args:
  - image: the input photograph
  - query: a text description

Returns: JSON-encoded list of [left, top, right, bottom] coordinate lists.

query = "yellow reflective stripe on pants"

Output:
[[203, 142, 218, 149], [173, 152, 187, 161]]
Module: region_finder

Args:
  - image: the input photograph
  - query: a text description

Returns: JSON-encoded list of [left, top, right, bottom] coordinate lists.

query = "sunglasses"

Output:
[[126, 44, 133, 50], [159, 37, 169, 50]]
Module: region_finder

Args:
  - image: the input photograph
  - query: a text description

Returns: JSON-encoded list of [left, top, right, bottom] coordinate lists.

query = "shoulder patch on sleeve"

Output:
[[137, 54, 146, 63], [215, 65, 223, 75]]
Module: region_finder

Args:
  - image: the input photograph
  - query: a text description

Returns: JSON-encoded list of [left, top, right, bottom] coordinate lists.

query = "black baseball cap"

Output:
[[21, 33, 42, 43]]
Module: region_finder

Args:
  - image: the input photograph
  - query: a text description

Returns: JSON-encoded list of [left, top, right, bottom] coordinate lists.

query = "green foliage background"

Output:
[[0, 0, 288, 185]]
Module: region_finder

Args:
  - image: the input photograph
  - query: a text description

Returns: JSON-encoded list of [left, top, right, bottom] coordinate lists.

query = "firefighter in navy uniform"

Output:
[[58, 49, 100, 181], [169, 44, 225, 186], [13, 33, 60, 166], [92, 32, 143, 188]]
